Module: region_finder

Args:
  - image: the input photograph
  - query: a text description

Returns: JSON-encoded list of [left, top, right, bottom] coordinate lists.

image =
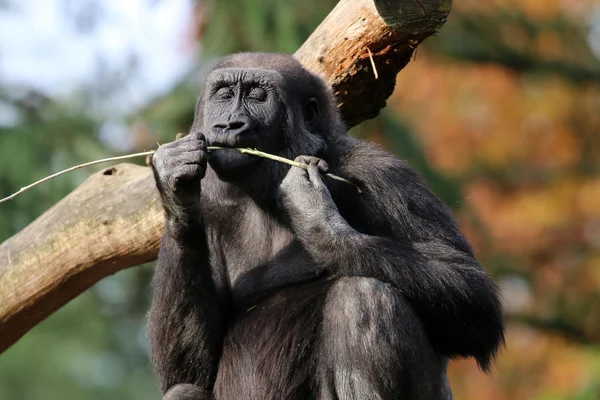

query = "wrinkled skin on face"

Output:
[[189, 53, 339, 190], [201, 68, 285, 180]]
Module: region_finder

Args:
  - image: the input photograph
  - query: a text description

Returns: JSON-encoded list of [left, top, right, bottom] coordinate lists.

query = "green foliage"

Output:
[[0, 108, 104, 241], [202, 0, 336, 55]]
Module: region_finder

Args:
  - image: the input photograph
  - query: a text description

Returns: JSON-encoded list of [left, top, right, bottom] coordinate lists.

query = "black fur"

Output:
[[148, 52, 505, 400]]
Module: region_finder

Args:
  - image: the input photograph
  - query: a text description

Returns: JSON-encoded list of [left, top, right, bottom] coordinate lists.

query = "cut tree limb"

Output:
[[0, 165, 163, 353], [295, 0, 451, 127], [0, 0, 452, 353]]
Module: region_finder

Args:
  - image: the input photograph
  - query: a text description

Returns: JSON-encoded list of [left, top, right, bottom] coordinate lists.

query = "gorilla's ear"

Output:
[[303, 98, 320, 130]]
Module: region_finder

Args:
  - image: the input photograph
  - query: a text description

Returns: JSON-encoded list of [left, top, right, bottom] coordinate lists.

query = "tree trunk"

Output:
[[0, 0, 451, 353]]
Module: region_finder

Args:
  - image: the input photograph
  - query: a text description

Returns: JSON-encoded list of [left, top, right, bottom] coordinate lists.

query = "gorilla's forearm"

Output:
[[294, 209, 503, 371], [284, 186, 503, 369], [298, 216, 487, 305], [148, 221, 225, 393]]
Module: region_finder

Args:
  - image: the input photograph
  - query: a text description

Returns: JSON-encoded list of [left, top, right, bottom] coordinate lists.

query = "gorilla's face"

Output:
[[201, 68, 288, 182]]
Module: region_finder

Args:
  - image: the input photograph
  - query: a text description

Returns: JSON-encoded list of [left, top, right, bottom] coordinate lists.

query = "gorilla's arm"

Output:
[[148, 134, 225, 394], [279, 140, 504, 372], [149, 220, 225, 392]]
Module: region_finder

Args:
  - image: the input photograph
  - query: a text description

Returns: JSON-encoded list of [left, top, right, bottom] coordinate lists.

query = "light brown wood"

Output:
[[295, 0, 451, 127], [0, 0, 452, 353], [0, 164, 164, 352]]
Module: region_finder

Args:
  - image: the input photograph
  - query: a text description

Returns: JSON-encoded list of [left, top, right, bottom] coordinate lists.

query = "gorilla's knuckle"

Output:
[[318, 159, 329, 171], [151, 156, 168, 175], [190, 130, 206, 141], [176, 141, 193, 152], [195, 141, 208, 154], [152, 146, 167, 161], [179, 138, 205, 154], [294, 155, 310, 165]]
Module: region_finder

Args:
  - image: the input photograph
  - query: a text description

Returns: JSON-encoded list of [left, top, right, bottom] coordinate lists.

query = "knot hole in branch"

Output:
[[102, 167, 117, 176]]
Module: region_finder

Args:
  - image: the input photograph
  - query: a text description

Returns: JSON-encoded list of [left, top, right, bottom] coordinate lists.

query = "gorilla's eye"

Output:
[[215, 86, 234, 100], [247, 87, 267, 102]]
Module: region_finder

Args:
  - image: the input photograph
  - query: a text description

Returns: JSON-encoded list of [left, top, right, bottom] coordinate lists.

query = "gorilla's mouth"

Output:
[[208, 147, 262, 182], [207, 130, 259, 149]]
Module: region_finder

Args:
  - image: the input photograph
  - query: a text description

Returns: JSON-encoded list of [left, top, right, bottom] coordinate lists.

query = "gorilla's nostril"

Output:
[[227, 120, 247, 130], [211, 120, 248, 132]]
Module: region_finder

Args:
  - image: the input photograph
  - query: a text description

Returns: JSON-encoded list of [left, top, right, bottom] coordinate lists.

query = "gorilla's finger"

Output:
[[180, 150, 207, 165], [189, 138, 207, 153], [316, 159, 329, 174], [294, 155, 312, 166], [172, 138, 207, 153], [305, 157, 329, 176], [287, 164, 309, 180], [169, 165, 204, 189], [307, 165, 325, 188], [294, 156, 328, 172], [189, 130, 207, 142]]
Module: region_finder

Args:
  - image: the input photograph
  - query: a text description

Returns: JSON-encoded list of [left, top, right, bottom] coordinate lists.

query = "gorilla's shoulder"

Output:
[[333, 136, 457, 232], [333, 136, 420, 187]]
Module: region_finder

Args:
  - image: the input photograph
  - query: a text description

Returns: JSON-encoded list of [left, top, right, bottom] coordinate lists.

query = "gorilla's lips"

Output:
[[207, 146, 262, 182], [207, 129, 259, 148]]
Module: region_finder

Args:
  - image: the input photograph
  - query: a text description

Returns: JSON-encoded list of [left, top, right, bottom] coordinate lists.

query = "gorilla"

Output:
[[149, 53, 504, 400]]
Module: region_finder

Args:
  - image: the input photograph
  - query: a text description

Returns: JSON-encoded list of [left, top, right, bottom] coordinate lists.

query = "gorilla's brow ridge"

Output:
[[207, 68, 284, 89]]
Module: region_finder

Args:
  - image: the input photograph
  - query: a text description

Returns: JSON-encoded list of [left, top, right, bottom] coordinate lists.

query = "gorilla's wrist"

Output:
[[294, 217, 356, 267], [291, 208, 351, 244], [158, 187, 201, 214], [163, 203, 204, 238]]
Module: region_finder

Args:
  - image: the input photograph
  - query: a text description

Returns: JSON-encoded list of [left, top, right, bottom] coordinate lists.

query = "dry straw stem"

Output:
[[209, 147, 361, 192], [0, 147, 360, 204], [0, 151, 156, 204]]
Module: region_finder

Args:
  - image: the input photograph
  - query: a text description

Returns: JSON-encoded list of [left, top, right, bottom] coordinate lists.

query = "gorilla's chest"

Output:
[[206, 201, 322, 302]]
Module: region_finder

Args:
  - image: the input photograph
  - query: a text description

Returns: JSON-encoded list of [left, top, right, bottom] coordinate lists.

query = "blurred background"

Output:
[[0, 0, 599, 398]]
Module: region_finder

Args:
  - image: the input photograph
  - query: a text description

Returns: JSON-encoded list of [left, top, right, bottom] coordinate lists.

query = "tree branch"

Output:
[[296, 0, 451, 127], [0, 164, 163, 352]]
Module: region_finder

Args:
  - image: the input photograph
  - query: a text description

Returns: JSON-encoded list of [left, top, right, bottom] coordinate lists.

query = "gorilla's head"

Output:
[[192, 53, 345, 183]]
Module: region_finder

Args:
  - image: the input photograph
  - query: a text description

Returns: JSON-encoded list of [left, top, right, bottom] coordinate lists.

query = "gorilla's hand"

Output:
[[151, 132, 208, 213], [279, 156, 341, 230]]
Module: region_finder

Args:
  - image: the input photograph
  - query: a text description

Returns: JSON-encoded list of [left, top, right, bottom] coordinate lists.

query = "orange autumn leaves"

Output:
[[448, 325, 600, 400], [392, 59, 586, 176], [391, 54, 600, 257], [454, 0, 597, 20]]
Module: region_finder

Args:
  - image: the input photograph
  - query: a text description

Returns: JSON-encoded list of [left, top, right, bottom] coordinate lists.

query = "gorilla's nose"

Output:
[[212, 114, 253, 134]]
